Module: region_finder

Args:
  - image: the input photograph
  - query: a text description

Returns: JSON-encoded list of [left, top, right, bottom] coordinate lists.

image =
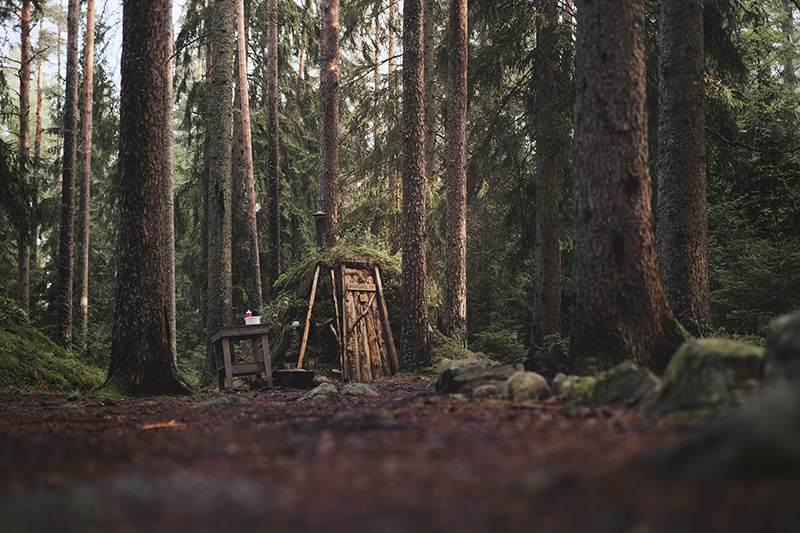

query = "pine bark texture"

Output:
[[107, 0, 188, 395], [401, 0, 430, 368], [266, 0, 281, 287], [318, 0, 340, 247], [76, 0, 95, 352], [57, 0, 80, 350], [657, 0, 711, 335], [17, 0, 31, 316], [531, 0, 562, 348], [442, 0, 468, 347], [570, 0, 681, 374], [207, 0, 236, 365], [237, 0, 262, 310]]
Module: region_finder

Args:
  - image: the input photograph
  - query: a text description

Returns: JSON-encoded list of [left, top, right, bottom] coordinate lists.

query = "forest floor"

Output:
[[1, 375, 799, 533]]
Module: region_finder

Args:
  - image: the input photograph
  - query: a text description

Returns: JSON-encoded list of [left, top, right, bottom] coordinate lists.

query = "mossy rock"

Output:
[[0, 296, 105, 393], [658, 338, 764, 410], [561, 361, 660, 410]]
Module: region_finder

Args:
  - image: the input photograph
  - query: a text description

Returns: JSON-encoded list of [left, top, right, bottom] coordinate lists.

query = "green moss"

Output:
[[659, 338, 764, 407], [561, 376, 599, 409], [429, 329, 471, 367], [0, 296, 106, 393]]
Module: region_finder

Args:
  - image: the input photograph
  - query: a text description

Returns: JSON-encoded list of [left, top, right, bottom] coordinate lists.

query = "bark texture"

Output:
[[401, 0, 430, 368], [207, 0, 236, 366], [442, 0, 468, 347], [266, 0, 281, 287], [531, 0, 562, 349], [17, 0, 31, 316], [237, 0, 262, 310], [570, 0, 683, 374], [318, 0, 340, 247], [57, 0, 80, 350], [76, 0, 95, 352], [107, 0, 188, 395], [657, 0, 711, 335]]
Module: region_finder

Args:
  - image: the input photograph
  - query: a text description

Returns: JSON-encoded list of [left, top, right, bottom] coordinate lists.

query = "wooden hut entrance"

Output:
[[338, 262, 398, 381]]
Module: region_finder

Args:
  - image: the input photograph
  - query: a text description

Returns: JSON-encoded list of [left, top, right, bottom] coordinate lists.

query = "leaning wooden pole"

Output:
[[297, 264, 321, 369]]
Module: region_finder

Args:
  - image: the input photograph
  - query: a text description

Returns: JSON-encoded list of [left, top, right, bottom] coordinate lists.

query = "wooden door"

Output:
[[340, 264, 398, 381]]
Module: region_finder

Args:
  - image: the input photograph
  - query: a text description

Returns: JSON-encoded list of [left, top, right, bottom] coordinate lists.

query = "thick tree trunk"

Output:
[[207, 0, 236, 372], [236, 0, 262, 310], [107, 0, 189, 395], [57, 0, 80, 350], [442, 0, 468, 347], [570, 0, 684, 374], [318, 0, 340, 247], [266, 0, 281, 287], [531, 0, 562, 349], [657, 0, 711, 335], [164, 0, 177, 363], [17, 0, 31, 316], [401, 0, 430, 368], [76, 0, 96, 352]]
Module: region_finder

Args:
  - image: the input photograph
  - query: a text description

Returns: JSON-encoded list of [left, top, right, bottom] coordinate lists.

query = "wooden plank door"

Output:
[[340, 265, 394, 381]]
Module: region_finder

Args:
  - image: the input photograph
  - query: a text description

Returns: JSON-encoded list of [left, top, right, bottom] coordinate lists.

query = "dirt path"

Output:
[[1, 376, 798, 532]]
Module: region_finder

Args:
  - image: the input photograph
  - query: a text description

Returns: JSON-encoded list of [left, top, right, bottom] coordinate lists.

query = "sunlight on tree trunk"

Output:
[[318, 0, 340, 247], [443, 0, 468, 348], [17, 0, 32, 317], [76, 0, 95, 353]]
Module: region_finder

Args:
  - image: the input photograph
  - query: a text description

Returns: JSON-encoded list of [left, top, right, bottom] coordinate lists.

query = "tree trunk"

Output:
[[107, 0, 189, 395], [164, 0, 178, 363], [206, 0, 236, 374], [442, 0, 468, 347], [57, 0, 80, 350], [657, 0, 711, 336], [32, 21, 44, 268], [266, 0, 281, 287], [531, 0, 562, 349], [17, 0, 31, 317], [423, 0, 436, 183], [236, 0, 262, 310], [388, 0, 400, 249], [570, 0, 684, 374], [76, 0, 96, 352], [401, 0, 430, 368], [318, 0, 340, 247]]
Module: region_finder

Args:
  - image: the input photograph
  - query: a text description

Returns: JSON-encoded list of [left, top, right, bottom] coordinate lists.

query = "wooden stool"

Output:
[[211, 325, 273, 390]]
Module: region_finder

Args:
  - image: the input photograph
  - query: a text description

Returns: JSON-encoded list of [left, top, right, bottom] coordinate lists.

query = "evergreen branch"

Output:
[[706, 127, 800, 154]]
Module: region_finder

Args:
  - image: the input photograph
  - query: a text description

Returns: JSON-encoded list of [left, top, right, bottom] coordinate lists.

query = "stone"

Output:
[[561, 361, 660, 410], [658, 338, 764, 408], [649, 380, 800, 476], [435, 352, 519, 394], [65, 391, 83, 402], [764, 312, 800, 385], [194, 396, 252, 408], [551, 373, 581, 398], [500, 371, 550, 402], [339, 383, 380, 397], [300, 382, 341, 400], [472, 384, 501, 399]]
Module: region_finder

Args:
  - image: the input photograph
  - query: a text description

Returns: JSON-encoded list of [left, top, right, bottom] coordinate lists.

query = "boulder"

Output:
[[764, 312, 800, 385], [339, 383, 380, 397], [500, 371, 550, 402], [551, 373, 581, 398], [562, 361, 660, 410], [657, 338, 764, 409], [299, 382, 341, 400], [435, 352, 517, 394]]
